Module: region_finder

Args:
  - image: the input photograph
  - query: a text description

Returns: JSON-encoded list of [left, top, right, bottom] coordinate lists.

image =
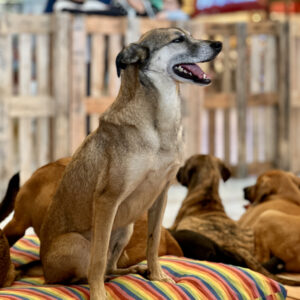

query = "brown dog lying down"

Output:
[[239, 170, 300, 272], [170, 154, 300, 286], [0, 173, 19, 287], [1, 158, 182, 270]]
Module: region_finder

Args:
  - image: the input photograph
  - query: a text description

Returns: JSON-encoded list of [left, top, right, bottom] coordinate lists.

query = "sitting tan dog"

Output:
[[171, 154, 300, 285], [239, 170, 300, 272], [2, 158, 182, 269], [7, 28, 222, 299]]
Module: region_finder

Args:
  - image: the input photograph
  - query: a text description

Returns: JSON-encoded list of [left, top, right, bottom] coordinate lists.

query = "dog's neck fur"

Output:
[[172, 176, 225, 230], [102, 65, 182, 147]]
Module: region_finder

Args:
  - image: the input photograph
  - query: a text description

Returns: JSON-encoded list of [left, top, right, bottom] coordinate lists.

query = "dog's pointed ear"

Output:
[[116, 43, 149, 77], [216, 158, 231, 182]]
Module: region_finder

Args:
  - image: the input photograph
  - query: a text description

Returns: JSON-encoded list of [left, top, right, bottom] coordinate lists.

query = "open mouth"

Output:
[[173, 63, 211, 85]]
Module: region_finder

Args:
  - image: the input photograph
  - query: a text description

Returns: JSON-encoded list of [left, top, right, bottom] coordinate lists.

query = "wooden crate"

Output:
[[0, 13, 295, 188], [0, 14, 71, 184], [180, 20, 284, 177]]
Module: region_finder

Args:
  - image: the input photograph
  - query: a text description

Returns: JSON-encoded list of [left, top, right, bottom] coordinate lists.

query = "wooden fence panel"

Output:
[[0, 34, 13, 184], [1, 14, 298, 188], [19, 33, 33, 183], [52, 14, 71, 160], [36, 34, 50, 167]]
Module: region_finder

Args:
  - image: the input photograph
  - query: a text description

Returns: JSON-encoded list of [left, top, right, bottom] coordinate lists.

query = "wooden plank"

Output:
[[85, 97, 115, 115], [8, 96, 54, 117], [86, 16, 127, 34], [204, 93, 277, 109], [0, 34, 13, 182], [36, 34, 50, 167], [236, 23, 248, 177], [139, 19, 172, 34], [231, 161, 273, 177], [204, 93, 235, 109], [90, 34, 105, 131], [52, 14, 71, 159], [70, 16, 86, 154], [108, 34, 122, 97], [208, 110, 215, 156], [222, 34, 232, 164], [264, 35, 277, 93], [248, 93, 278, 106], [248, 22, 278, 35], [0, 14, 52, 34], [277, 21, 290, 170], [19, 33, 33, 183]]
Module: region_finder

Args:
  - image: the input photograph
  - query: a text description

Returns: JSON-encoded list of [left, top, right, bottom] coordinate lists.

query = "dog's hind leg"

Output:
[[3, 218, 29, 246], [106, 224, 147, 277], [147, 184, 174, 283], [42, 233, 90, 284]]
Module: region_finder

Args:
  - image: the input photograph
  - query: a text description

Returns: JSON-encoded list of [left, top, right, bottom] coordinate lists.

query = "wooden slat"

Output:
[[36, 34, 50, 167], [0, 34, 13, 181], [203, 93, 277, 109], [52, 14, 71, 159], [236, 23, 248, 177], [248, 93, 278, 106], [0, 14, 52, 34], [8, 96, 54, 117], [222, 34, 231, 164], [204, 93, 235, 109], [231, 161, 274, 177], [85, 96, 115, 115], [108, 34, 122, 97], [70, 16, 86, 153], [86, 16, 127, 34], [277, 21, 290, 170], [248, 22, 279, 35], [208, 110, 215, 156], [139, 19, 172, 34], [90, 34, 105, 131], [19, 34, 33, 183]]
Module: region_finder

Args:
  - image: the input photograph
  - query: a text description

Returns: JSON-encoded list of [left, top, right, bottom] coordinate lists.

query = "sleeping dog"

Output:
[[171, 154, 300, 286]]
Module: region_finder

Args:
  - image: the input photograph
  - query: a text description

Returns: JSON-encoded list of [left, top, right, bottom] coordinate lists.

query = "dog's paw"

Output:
[[148, 269, 175, 284], [90, 286, 107, 300], [129, 264, 148, 276]]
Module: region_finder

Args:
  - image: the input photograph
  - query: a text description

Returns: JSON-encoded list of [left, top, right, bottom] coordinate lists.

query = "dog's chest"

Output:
[[114, 145, 183, 227]]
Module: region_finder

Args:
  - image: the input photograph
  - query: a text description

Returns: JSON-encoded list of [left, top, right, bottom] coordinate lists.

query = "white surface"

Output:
[[163, 176, 256, 228]]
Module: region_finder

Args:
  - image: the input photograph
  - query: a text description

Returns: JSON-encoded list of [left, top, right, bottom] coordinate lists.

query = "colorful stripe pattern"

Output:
[[0, 235, 286, 299]]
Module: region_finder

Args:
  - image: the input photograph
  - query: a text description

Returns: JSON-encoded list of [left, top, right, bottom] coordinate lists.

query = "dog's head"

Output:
[[244, 170, 300, 205], [116, 27, 222, 86], [176, 154, 231, 188]]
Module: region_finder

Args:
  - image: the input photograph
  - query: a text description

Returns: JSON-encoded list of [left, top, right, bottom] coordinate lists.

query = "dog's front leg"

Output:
[[147, 183, 175, 283], [88, 194, 118, 300]]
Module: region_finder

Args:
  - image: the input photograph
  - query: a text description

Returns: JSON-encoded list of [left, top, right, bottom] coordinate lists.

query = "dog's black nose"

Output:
[[210, 41, 222, 51]]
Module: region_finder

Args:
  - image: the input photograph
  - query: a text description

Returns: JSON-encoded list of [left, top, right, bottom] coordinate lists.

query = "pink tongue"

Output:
[[181, 64, 208, 79]]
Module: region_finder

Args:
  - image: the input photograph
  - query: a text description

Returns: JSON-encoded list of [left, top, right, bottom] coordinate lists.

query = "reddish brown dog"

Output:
[[171, 155, 300, 285], [239, 170, 300, 272], [0, 174, 19, 287], [2, 158, 182, 269]]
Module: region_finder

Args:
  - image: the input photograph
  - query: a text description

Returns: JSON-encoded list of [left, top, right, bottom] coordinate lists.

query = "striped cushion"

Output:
[[0, 235, 286, 299]]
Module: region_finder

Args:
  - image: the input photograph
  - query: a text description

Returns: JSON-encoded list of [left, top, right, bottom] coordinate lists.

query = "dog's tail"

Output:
[[0, 173, 20, 222], [237, 249, 300, 286]]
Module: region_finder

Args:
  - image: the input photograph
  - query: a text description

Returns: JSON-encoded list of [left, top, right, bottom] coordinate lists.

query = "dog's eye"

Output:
[[172, 36, 185, 43]]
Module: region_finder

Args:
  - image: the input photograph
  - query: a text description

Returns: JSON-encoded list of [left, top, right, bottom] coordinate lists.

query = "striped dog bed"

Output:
[[0, 235, 287, 299]]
